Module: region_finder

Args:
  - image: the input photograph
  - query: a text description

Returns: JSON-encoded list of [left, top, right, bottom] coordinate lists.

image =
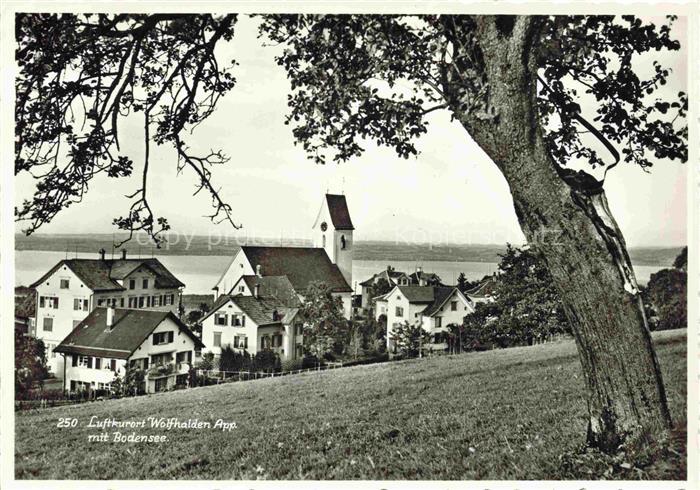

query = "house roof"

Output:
[[408, 270, 443, 286], [241, 246, 352, 293], [359, 268, 408, 286], [466, 277, 498, 297], [30, 258, 184, 292], [325, 194, 354, 231], [422, 288, 461, 316], [237, 275, 301, 307], [54, 308, 204, 359], [395, 286, 463, 317]]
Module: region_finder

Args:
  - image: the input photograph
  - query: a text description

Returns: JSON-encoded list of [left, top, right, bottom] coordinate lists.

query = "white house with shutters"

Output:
[[54, 307, 204, 394], [200, 276, 304, 362], [384, 285, 474, 354], [29, 250, 184, 377]]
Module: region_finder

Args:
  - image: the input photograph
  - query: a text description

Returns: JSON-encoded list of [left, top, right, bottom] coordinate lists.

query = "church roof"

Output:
[[325, 194, 354, 231], [241, 246, 352, 293]]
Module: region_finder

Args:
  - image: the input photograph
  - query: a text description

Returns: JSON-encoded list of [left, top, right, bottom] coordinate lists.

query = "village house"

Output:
[[54, 307, 204, 394], [213, 194, 354, 318], [384, 285, 474, 354], [359, 266, 410, 309], [200, 275, 303, 362], [30, 249, 185, 376]]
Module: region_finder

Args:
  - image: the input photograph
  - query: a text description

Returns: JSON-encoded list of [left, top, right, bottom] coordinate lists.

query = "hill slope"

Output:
[[15, 330, 686, 480]]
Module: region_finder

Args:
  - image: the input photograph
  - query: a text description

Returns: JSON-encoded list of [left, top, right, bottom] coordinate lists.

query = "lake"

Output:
[[15, 250, 663, 294]]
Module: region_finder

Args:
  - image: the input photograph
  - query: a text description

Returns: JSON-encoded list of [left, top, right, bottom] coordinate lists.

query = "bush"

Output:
[[281, 358, 304, 372], [302, 355, 321, 369], [252, 349, 280, 373]]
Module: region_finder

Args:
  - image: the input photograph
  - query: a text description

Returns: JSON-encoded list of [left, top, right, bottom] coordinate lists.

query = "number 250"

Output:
[[56, 417, 78, 428]]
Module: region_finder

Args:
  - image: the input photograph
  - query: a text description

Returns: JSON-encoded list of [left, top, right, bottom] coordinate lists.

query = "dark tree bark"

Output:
[[445, 16, 671, 452]]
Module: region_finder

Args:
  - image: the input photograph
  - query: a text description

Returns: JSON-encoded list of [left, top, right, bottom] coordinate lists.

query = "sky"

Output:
[[14, 15, 688, 247]]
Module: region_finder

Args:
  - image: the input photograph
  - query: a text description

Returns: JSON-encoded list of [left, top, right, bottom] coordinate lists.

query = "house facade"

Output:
[[200, 290, 304, 362], [384, 285, 474, 354], [30, 250, 184, 377], [54, 307, 204, 394], [359, 266, 410, 309]]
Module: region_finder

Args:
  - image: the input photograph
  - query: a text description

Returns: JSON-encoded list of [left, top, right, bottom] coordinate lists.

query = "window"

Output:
[[213, 332, 222, 347], [129, 279, 136, 290], [152, 331, 174, 345], [435, 317, 442, 328], [151, 352, 173, 366], [120, 298, 125, 308], [74, 298, 81, 310], [40, 296, 58, 309], [78, 356, 92, 368], [46, 343, 56, 358], [110, 298, 116, 307], [97, 298, 105, 307], [294, 322, 303, 336], [233, 335, 248, 349], [261, 336, 271, 349], [128, 297, 136, 308], [138, 297, 145, 308], [238, 286, 245, 293], [142, 279, 149, 289], [232, 314, 245, 327], [451, 301, 458, 311], [395, 306, 404, 317], [60, 279, 70, 289], [105, 358, 116, 370], [272, 334, 283, 348], [176, 351, 192, 364], [42, 317, 53, 332], [340, 235, 346, 249], [215, 313, 228, 326], [95, 358, 102, 369], [295, 344, 304, 358], [153, 296, 160, 307], [155, 378, 167, 392]]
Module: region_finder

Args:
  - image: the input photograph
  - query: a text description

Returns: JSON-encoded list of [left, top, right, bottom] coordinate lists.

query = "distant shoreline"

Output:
[[15, 233, 683, 267]]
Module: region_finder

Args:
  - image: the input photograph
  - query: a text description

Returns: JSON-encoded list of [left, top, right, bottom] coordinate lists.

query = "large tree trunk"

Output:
[[446, 16, 672, 453]]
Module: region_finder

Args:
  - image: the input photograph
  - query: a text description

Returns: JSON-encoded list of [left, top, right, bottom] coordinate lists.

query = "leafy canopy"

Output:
[[16, 14, 687, 244]]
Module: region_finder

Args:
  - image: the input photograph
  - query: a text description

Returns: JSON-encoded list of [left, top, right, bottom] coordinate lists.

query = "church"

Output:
[[212, 194, 355, 318]]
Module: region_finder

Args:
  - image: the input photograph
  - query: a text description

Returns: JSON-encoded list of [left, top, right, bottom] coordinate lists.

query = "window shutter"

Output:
[[110, 359, 117, 371], [244, 337, 248, 349], [241, 316, 245, 327], [87, 357, 93, 369], [224, 315, 229, 327], [55, 297, 59, 308], [72, 355, 78, 367], [95, 358, 102, 369], [168, 331, 174, 343], [152, 334, 157, 345]]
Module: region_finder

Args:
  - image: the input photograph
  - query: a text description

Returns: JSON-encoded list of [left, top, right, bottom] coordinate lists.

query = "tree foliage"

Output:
[[259, 15, 686, 176], [16, 14, 239, 245], [15, 330, 50, 400], [390, 321, 431, 358], [299, 281, 348, 362], [645, 267, 686, 331]]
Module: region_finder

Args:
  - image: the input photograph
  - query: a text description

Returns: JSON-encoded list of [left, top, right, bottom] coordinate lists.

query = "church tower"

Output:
[[312, 194, 354, 289]]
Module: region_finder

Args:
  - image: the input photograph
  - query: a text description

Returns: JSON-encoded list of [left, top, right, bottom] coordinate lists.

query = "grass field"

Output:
[[15, 329, 686, 480]]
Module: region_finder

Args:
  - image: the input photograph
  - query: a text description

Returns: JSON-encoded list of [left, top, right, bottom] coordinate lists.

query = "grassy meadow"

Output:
[[15, 329, 686, 480]]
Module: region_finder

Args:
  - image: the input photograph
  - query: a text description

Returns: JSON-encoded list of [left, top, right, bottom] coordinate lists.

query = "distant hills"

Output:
[[15, 233, 683, 267]]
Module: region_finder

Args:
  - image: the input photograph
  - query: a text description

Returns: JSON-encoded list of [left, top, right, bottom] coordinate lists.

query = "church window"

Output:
[[340, 235, 346, 249]]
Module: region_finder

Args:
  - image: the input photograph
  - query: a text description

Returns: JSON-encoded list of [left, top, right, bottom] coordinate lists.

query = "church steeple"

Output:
[[312, 194, 354, 289]]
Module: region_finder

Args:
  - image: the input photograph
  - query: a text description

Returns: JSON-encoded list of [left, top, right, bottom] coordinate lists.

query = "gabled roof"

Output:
[[30, 258, 184, 292], [396, 285, 439, 303], [325, 194, 354, 231], [466, 277, 498, 297], [54, 308, 204, 359], [421, 288, 463, 316], [241, 246, 352, 293], [202, 294, 291, 327], [408, 270, 443, 286], [359, 268, 409, 287], [236, 275, 300, 307]]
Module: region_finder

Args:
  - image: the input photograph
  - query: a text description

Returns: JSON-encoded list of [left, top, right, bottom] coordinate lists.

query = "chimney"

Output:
[[106, 306, 115, 329], [254, 283, 260, 299], [256, 264, 262, 277], [121, 249, 127, 260], [99, 248, 106, 261]]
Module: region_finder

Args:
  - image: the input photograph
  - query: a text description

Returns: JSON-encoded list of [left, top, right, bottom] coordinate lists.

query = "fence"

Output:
[[196, 361, 346, 384]]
